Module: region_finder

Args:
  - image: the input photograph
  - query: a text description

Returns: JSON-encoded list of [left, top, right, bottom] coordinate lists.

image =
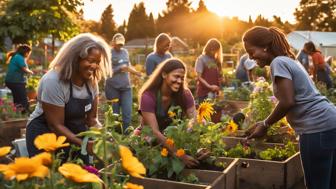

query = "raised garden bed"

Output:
[[129, 158, 239, 189], [0, 119, 27, 147], [222, 137, 304, 189]]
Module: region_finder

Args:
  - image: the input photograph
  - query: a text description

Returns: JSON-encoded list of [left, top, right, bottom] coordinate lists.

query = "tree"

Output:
[[0, 0, 82, 54], [294, 0, 336, 31], [117, 20, 127, 35], [100, 4, 117, 42], [126, 2, 155, 40], [157, 0, 193, 38]]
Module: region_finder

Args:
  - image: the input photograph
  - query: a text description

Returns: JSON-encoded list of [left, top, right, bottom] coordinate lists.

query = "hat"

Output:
[[113, 33, 125, 45]]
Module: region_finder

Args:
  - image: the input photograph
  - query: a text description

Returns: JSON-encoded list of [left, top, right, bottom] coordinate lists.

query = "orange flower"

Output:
[[0, 157, 49, 181], [161, 148, 168, 157], [168, 111, 176, 118], [176, 149, 185, 157], [165, 138, 174, 148], [58, 163, 102, 183], [119, 145, 146, 178], [34, 133, 70, 152], [32, 152, 52, 166], [123, 182, 144, 189], [0, 146, 11, 157]]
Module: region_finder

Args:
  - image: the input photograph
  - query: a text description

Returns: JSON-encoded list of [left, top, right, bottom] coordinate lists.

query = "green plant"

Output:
[[223, 86, 252, 101], [259, 142, 297, 161], [0, 97, 24, 121], [26, 76, 40, 91], [224, 143, 253, 158]]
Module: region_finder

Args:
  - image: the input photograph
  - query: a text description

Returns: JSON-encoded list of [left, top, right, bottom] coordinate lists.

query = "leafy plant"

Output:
[[26, 75, 40, 92], [0, 97, 25, 121], [259, 142, 297, 161], [224, 143, 253, 158]]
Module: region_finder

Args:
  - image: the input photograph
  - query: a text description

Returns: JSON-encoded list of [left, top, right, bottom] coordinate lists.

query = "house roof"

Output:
[[287, 31, 336, 50]]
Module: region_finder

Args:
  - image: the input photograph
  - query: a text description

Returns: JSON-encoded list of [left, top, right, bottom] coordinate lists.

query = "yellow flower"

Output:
[[0, 157, 49, 181], [119, 145, 146, 178], [161, 148, 168, 157], [165, 138, 174, 148], [123, 182, 144, 189], [168, 111, 176, 118], [108, 98, 119, 103], [176, 149, 185, 157], [58, 163, 102, 183], [197, 101, 214, 123], [0, 146, 11, 157], [226, 120, 238, 133], [34, 133, 70, 152], [32, 152, 52, 166]]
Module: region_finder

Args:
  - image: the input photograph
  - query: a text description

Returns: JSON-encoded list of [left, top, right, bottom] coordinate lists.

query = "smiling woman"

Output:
[[25, 33, 112, 164]]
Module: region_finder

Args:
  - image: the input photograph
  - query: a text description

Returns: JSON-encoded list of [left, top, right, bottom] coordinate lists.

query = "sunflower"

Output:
[[0, 146, 11, 157], [58, 163, 102, 183], [123, 182, 144, 189], [165, 138, 174, 148], [0, 157, 49, 181], [176, 149, 185, 157], [161, 148, 168, 157], [119, 145, 146, 178], [226, 120, 238, 133], [34, 133, 70, 152], [197, 101, 214, 123]]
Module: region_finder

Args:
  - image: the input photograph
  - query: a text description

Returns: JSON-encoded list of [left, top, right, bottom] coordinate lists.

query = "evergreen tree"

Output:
[[117, 20, 127, 35], [100, 4, 117, 42]]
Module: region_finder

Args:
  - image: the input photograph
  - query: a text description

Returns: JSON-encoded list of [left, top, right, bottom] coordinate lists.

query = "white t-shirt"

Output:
[[28, 70, 98, 123]]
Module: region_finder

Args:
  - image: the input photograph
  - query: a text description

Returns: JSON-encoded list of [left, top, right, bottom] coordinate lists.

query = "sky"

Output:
[[83, 0, 301, 25]]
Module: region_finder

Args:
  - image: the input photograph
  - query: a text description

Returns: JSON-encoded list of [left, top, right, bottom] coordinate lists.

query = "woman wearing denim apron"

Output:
[[26, 34, 112, 164], [244, 26, 336, 189]]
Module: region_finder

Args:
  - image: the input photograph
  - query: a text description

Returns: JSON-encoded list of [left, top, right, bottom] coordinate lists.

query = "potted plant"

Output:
[[26, 76, 40, 100]]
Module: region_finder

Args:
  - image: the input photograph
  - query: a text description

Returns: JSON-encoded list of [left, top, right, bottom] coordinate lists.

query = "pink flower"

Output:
[[83, 165, 100, 176], [133, 129, 141, 136], [0, 98, 3, 106]]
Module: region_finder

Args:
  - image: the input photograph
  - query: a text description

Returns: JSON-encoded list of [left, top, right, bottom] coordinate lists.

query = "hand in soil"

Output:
[[245, 121, 268, 139], [181, 154, 199, 168], [196, 148, 211, 160]]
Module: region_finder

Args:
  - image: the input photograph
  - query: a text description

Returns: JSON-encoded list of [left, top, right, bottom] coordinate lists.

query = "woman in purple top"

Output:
[[195, 38, 223, 103], [138, 58, 199, 167]]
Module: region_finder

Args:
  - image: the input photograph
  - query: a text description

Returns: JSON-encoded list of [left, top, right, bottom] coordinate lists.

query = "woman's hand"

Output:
[[210, 85, 220, 92], [245, 121, 268, 139], [180, 154, 199, 168], [196, 148, 211, 161]]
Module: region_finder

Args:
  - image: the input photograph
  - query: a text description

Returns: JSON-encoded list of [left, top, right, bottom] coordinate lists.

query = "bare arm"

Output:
[[21, 66, 33, 74], [42, 102, 82, 146], [127, 65, 142, 77]]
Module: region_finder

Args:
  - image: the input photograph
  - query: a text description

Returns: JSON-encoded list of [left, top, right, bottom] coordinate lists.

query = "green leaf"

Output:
[[172, 158, 184, 175]]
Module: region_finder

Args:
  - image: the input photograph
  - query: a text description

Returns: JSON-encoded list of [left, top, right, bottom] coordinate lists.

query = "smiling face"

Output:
[[244, 42, 273, 68], [162, 68, 185, 92], [78, 48, 101, 81]]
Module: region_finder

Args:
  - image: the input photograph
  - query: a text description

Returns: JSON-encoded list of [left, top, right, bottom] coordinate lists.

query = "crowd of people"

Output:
[[3, 26, 336, 189]]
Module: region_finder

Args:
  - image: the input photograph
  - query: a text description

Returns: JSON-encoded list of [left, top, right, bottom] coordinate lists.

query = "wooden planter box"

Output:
[[222, 137, 304, 189], [129, 158, 239, 189], [0, 119, 27, 147]]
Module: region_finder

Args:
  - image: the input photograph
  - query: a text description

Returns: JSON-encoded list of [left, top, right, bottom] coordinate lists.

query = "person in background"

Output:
[[296, 48, 310, 73], [304, 41, 333, 89], [105, 33, 142, 132], [195, 38, 223, 103], [235, 53, 257, 83], [145, 33, 172, 76], [243, 26, 336, 189], [5, 44, 34, 113], [26, 33, 112, 164], [138, 58, 200, 167]]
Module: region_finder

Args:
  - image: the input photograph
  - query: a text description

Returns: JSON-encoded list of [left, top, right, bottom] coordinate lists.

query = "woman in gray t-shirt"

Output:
[[243, 26, 336, 189]]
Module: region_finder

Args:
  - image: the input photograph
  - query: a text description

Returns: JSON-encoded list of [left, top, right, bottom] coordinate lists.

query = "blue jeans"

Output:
[[105, 87, 132, 131], [299, 128, 336, 189], [5, 82, 29, 112]]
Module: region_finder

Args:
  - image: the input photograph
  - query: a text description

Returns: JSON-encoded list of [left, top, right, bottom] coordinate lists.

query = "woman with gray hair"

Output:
[[26, 33, 112, 163]]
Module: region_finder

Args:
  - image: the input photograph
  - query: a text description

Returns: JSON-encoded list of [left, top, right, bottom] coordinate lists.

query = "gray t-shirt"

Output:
[[145, 52, 172, 76], [105, 48, 130, 89], [28, 70, 98, 123], [270, 56, 336, 134]]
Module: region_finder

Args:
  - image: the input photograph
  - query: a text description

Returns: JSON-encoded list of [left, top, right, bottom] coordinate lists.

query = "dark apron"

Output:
[[26, 82, 93, 164], [155, 90, 173, 132]]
